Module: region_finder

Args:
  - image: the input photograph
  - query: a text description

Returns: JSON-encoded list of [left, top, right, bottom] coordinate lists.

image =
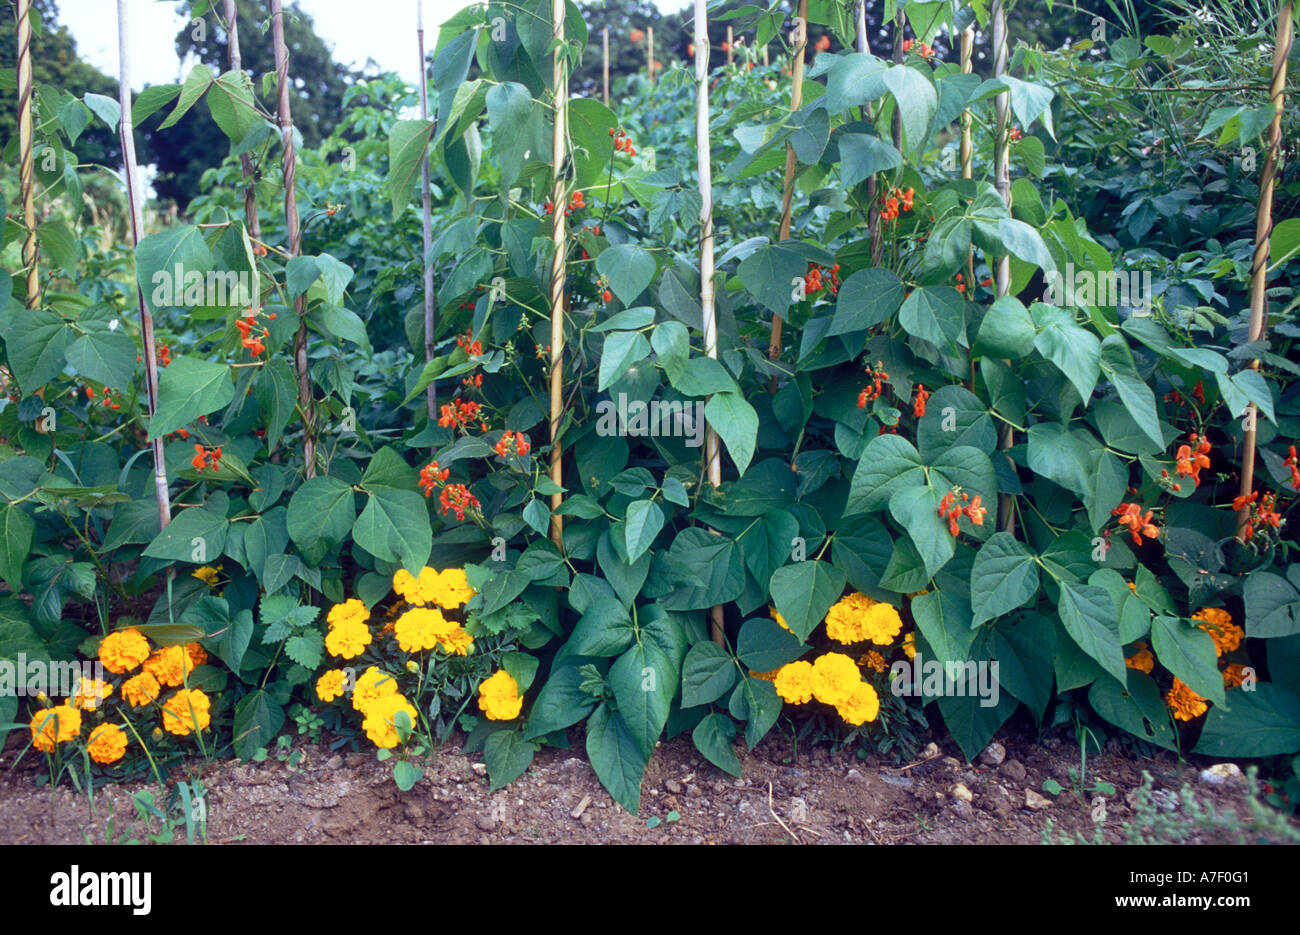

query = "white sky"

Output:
[[56, 0, 673, 90]]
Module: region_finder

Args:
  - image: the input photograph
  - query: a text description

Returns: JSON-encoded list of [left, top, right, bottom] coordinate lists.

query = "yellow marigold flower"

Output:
[[325, 619, 372, 659], [773, 660, 815, 704], [143, 645, 194, 688], [836, 682, 880, 726], [768, 606, 792, 633], [432, 568, 476, 608], [1165, 678, 1207, 722], [98, 628, 151, 674], [30, 704, 81, 753], [392, 568, 417, 600], [361, 694, 419, 749], [191, 565, 221, 587], [478, 670, 523, 720], [121, 672, 161, 707], [825, 592, 904, 646], [859, 651, 888, 673], [748, 669, 779, 682], [351, 666, 399, 714], [327, 598, 369, 629], [811, 652, 862, 707], [394, 606, 454, 653], [439, 625, 474, 656], [1223, 663, 1250, 689], [1124, 641, 1154, 674], [1192, 608, 1243, 657], [316, 669, 346, 703], [87, 723, 128, 765], [71, 677, 113, 710], [185, 642, 208, 668], [161, 689, 211, 736], [902, 632, 915, 660]]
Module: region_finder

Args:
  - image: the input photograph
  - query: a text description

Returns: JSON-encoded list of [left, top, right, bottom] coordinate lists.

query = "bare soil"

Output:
[[0, 721, 1274, 845]]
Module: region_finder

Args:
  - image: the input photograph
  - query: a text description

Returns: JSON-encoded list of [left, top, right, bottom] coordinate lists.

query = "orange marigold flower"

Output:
[[1165, 677, 1207, 721]]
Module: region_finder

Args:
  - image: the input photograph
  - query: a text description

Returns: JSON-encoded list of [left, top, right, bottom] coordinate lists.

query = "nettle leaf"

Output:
[[284, 631, 324, 670], [769, 560, 846, 641], [595, 244, 656, 305]]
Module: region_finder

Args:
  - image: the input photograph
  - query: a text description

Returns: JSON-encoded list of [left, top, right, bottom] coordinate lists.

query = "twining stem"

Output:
[[15, 0, 38, 308], [223, 0, 261, 243], [116, 0, 172, 530], [695, 0, 724, 646], [856, 0, 883, 264], [270, 0, 317, 478], [1237, 0, 1294, 535], [418, 0, 437, 419], [548, 0, 569, 546], [768, 0, 808, 389], [991, 0, 1016, 537]]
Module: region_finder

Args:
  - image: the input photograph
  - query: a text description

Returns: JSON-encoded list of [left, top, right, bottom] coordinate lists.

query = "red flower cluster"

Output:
[[456, 330, 483, 356], [610, 128, 638, 158], [1164, 380, 1205, 408], [856, 362, 890, 408], [1284, 445, 1300, 490], [545, 190, 587, 217], [902, 39, 934, 58], [815, 35, 831, 52], [419, 460, 450, 498], [1009, 126, 1023, 142], [236, 310, 269, 357], [494, 430, 531, 458], [955, 271, 967, 294], [191, 444, 222, 473], [84, 385, 122, 410], [879, 187, 914, 222], [804, 262, 840, 297], [938, 489, 985, 535], [630, 28, 644, 43], [1233, 489, 1283, 541], [439, 398, 482, 431], [461, 373, 483, 390], [913, 383, 930, 418], [439, 483, 481, 522], [1113, 502, 1160, 546], [1175, 433, 1212, 487]]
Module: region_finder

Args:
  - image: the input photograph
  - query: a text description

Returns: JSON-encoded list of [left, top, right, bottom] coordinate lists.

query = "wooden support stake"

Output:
[[548, 0, 569, 546], [696, 0, 724, 646], [270, 0, 316, 477], [856, 0, 882, 265], [602, 26, 610, 105], [1238, 0, 1294, 534], [767, 0, 808, 386], [726, 25, 733, 65], [991, 0, 1016, 535], [15, 0, 38, 309], [116, 0, 172, 530], [648, 25, 655, 86]]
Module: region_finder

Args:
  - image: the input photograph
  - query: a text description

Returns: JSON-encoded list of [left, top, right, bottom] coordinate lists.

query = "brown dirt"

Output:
[[0, 722, 1275, 845]]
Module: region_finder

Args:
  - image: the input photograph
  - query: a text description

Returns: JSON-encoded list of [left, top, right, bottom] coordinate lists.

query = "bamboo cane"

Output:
[[270, 0, 316, 477], [726, 25, 733, 65], [116, 0, 172, 530], [767, 0, 808, 385], [648, 25, 655, 86], [602, 26, 610, 105], [548, 0, 569, 546], [891, 11, 904, 150], [762, 44, 769, 67], [14, 0, 38, 309], [1238, 0, 1294, 535], [960, 22, 974, 287], [418, 0, 437, 420], [991, 0, 1016, 535], [224, 0, 261, 243], [696, 0, 724, 646]]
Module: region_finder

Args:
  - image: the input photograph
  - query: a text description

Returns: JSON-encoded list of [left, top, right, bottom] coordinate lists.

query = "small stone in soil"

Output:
[[1024, 789, 1052, 811], [665, 779, 683, 794], [846, 768, 866, 784], [999, 759, 1027, 782], [1198, 763, 1245, 789], [979, 742, 1006, 767], [951, 783, 974, 803]]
